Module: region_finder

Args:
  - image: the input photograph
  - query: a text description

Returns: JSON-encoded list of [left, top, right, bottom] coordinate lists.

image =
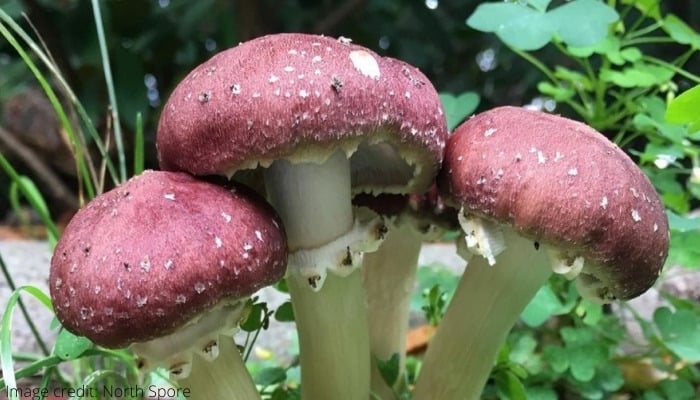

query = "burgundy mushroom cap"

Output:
[[156, 33, 446, 194], [439, 106, 669, 300], [50, 170, 287, 348]]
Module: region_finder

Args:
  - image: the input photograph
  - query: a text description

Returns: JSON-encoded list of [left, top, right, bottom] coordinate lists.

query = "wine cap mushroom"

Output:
[[157, 33, 445, 193], [413, 106, 669, 400], [50, 170, 287, 379], [156, 32, 447, 288], [156, 33, 446, 400], [440, 106, 668, 301]]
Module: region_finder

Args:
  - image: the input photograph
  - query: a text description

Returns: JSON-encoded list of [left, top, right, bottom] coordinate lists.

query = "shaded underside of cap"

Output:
[[156, 33, 447, 194], [440, 106, 669, 300], [50, 170, 287, 348]]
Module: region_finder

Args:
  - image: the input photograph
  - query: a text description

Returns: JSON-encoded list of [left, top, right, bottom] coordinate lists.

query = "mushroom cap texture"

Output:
[[156, 33, 446, 193], [440, 106, 669, 300], [50, 170, 287, 348]]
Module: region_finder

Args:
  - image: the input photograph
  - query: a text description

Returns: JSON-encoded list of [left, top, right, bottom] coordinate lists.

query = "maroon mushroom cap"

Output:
[[156, 33, 447, 194], [50, 170, 287, 348], [439, 106, 669, 300]]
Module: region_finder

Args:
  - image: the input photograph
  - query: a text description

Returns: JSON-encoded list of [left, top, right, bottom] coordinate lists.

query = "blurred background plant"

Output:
[[0, 0, 699, 399]]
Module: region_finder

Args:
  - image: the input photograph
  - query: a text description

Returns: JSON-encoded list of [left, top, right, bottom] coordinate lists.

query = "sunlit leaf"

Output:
[[654, 307, 700, 362], [666, 84, 700, 133], [439, 92, 480, 131], [467, 3, 556, 51], [548, 0, 618, 47], [662, 15, 700, 49]]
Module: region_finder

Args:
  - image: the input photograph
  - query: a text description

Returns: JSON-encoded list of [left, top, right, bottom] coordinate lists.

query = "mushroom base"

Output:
[[363, 224, 423, 399], [413, 226, 551, 400], [288, 269, 370, 400]]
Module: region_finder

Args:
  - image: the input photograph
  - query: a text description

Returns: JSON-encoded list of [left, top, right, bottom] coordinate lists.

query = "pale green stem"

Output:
[[179, 336, 260, 400], [288, 271, 370, 400], [413, 228, 551, 400], [264, 150, 370, 400], [363, 226, 422, 400]]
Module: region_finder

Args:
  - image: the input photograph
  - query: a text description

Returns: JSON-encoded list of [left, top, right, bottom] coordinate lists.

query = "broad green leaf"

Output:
[[620, 47, 643, 62], [667, 230, 700, 269], [542, 344, 568, 373], [525, 386, 558, 400], [467, 3, 556, 51], [567, 344, 606, 382], [662, 15, 700, 49], [666, 84, 700, 132], [537, 81, 574, 101], [597, 364, 625, 391], [439, 92, 480, 131], [254, 367, 287, 386], [274, 301, 295, 322], [654, 307, 700, 362], [659, 378, 697, 400], [375, 353, 401, 387], [601, 63, 674, 88], [553, 66, 592, 89], [494, 369, 528, 400], [520, 283, 564, 327], [53, 329, 93, 360], [666, 211, 700, 232], [548, 0, 618, 47]]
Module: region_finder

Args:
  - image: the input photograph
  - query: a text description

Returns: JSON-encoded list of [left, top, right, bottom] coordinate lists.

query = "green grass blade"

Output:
[[0, 154, 59, 245], [0, 254, 49, 356], [0, 18, 96, 200], [0, 286, 53, 399], [0, 8, 119, 189], [134, 112, 144, 175], [91, 0, 127, 182]]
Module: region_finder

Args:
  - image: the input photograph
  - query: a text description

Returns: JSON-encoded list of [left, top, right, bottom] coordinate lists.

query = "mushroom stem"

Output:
[[413, 226, 551, 400], [363, 225, 423, 399], [288, 271, 370, 400], [179, 335, 260, 400], [264, 150, 371, 400]]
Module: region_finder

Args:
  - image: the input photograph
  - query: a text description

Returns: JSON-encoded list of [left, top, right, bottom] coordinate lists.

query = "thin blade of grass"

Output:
[[0, 286, 53, 400], [0, 154, 59, 245], [0, 9, 119, 189], [0, 18, 96, 200], [91, 0, 127, 183], [134, 112, 144, 176], [0, 253, 49, 356]]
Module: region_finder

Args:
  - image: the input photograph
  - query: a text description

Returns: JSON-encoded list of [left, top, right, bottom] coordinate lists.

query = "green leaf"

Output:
[[467, 3, 556, 51], [621, 0, 661, 20], [597, 364, 624, 392], [654, 307, 700, 362], [274, 301, 295, 322], [576, 299, 603, 325], [254, 367, 287, 386], [537, 81, 574, 101], [567, 345, 605, 382], [493, 368, 528, 400], [439, 92, 480, 131], [53, 329, 93, 360], [601, 63, 674, 88], [662, 15, 700, 49], [520, 284, 564, 327], [375, 353, 400, 387], [240, 301, 266, 332], [548, 0, 618, 47], [659, 378, 696, 400], [667, 230, 700, 269], [542, 345, 568, 374], [666, 84, 700, 132], [525, 386, 558, 400], [666, 211, 700, 232]]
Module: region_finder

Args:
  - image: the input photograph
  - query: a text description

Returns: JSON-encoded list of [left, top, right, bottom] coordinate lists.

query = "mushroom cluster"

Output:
[[49, 33, 669, 400]]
